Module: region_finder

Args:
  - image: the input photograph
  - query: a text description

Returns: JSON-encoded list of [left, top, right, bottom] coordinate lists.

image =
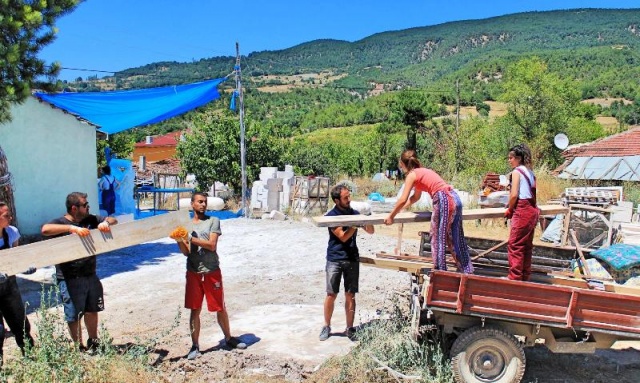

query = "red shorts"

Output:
[[185, 269, 225, 312]]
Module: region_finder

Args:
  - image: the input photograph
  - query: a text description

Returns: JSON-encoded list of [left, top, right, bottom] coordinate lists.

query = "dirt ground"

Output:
[[10, 216, 640, 382]]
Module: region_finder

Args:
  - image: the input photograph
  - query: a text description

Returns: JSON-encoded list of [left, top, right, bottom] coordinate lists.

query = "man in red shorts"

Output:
[[174, 192, 246, 360]]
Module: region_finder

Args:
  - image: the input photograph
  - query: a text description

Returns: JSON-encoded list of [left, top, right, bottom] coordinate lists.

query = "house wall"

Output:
[[132, 145, 176, 162], [0, 97, 99, 235]]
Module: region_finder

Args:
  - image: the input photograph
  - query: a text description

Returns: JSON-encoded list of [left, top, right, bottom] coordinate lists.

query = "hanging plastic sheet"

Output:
[[34, 79, 225, 134]]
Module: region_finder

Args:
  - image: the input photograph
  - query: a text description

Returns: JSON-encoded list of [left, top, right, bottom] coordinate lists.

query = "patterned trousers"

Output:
[[430, 190, 474, 274]]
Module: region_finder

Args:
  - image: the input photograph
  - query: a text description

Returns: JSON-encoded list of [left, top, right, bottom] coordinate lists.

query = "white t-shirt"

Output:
[[0, 225, 20, 248], [515, 165, 535, 199]]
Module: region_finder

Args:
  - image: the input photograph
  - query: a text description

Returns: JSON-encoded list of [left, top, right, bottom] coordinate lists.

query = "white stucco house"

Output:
[[0, 96, 99, 236]]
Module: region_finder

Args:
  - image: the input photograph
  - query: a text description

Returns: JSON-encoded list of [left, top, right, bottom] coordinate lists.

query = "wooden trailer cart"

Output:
[[313, 205, 640, 383], [416, 269, 640, 383]]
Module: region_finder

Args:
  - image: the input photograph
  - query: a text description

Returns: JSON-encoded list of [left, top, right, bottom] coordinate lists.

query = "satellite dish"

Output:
[[554, 133, 569, 150]]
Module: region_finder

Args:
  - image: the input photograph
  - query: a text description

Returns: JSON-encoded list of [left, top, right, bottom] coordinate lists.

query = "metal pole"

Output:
[[235, 42, 248, 218], [455, 79, 460, 172]]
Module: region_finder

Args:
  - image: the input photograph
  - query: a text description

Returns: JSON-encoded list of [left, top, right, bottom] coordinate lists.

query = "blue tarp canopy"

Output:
[[34, 78, 224, 134]]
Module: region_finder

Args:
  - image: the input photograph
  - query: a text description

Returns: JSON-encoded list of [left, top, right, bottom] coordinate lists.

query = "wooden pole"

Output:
[[471, 239, 509, 261], [570, 229, 591, 277], [395, 223, 404, 255]]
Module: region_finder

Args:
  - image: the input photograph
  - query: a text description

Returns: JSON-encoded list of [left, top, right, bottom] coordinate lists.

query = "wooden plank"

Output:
[[0, 210, 190, 276], [312, 204, 568, 227], [561, 205, 572, 246], [568, 204, 613, 213], [358, 256, 426, 274], [530, 273, 640, 297]]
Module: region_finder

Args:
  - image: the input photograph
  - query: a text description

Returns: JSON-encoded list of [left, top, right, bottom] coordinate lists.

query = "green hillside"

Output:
[[82, 8, 640, 187], [74, 8, 640, 96]]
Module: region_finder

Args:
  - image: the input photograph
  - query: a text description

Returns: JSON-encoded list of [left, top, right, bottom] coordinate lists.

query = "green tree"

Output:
[[177, 114, 240, 192], [390, 90, 440, 150], [95, 133, 135, 168], [500, 57, 581, 164], [0, 0, 79, 123], [177, 112, 284, 192]]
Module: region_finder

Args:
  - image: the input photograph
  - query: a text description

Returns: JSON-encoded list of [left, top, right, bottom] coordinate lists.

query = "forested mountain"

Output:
[[75, 8, 640, 99], [82, 8, 640, 187]]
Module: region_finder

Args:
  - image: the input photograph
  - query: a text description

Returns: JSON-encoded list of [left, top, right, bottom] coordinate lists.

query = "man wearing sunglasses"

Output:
[[41, 192, 117, 352]]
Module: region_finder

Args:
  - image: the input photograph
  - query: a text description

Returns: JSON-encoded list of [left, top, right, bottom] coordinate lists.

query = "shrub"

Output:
[[326, 299, 454, 383], [0, 286, 175, 383]]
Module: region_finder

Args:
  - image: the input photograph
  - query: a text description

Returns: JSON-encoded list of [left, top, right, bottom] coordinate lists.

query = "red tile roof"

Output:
[[134, 131, 182, 147], [562, 126, 640, 158], [133, 158, 182, 179]]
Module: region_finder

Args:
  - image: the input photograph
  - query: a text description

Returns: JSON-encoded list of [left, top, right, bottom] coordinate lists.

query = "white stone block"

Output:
[[269, 210, 287, 221]]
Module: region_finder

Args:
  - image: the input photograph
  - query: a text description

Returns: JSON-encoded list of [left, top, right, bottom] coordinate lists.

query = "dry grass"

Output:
[[485, 101, 508, 117], [595, 116, 620, 133], [255, 72, 347, 93], [536, 165, 571, 204], [257, 84, 296, 93], [443, 101, 508, 120], [582, 98, 633, 107]]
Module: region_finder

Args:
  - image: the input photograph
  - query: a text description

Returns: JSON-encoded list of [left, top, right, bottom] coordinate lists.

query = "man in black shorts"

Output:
[[41, 192, 117, 351], [320, 185, 374, 341]]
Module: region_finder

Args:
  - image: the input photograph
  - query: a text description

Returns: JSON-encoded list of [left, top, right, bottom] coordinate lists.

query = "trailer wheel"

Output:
[[450, 327, 525, 383]]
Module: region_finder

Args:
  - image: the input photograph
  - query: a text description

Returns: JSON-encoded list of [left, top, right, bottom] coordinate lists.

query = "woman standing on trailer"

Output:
[[504, 143, 540, 281], [384, 149, 473, 274]]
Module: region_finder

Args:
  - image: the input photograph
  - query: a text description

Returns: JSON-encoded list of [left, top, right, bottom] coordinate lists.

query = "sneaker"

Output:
[[87, 338, 101, 352], [319, 326, 331, 341], [186, 345, 201, 360], [345, 327, 357, 341], [226, 337, 247, 350]]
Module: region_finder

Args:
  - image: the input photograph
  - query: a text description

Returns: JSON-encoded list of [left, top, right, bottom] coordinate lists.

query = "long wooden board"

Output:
[[1, 210, 189, 276], [312, 204, 568, 227]]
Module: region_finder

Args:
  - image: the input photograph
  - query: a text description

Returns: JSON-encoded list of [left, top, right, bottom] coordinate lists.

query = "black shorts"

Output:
[[58, 275, 104, 322], [325, 259, 359, 294]]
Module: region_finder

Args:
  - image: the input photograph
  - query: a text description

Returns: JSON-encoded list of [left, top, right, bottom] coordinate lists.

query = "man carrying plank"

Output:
[[0, 201, 35, 367], [171, 192, 246, 361], [41, 192, 116, 352], [320, 185, 374, 342]]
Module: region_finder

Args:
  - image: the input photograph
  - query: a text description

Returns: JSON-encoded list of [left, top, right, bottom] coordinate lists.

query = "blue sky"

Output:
[[39, 0, 639, 81]]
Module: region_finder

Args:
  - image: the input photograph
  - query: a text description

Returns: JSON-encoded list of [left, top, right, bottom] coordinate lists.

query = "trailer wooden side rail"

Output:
[[427, 270, 640, 337]]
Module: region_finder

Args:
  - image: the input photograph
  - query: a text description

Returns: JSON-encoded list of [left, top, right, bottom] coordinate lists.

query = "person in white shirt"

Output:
[[505, 144, 540, 281]]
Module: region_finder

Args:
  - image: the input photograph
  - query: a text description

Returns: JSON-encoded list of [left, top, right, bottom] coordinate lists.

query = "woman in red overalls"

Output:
[[505, 144, 539, 281]]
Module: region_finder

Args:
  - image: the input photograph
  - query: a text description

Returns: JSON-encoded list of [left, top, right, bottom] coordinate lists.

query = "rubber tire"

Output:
[[450, 327, 525, 383]]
